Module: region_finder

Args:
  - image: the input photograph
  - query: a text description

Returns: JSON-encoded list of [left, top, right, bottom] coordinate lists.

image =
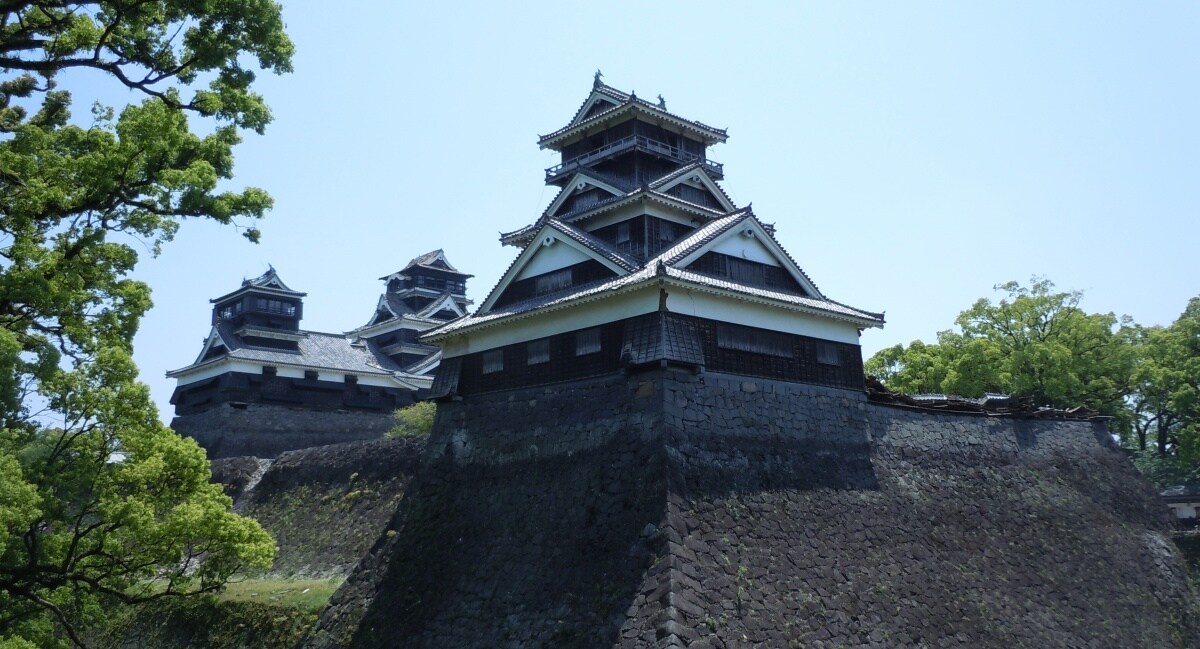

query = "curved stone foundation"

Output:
[[303, 370, 1198, 649]]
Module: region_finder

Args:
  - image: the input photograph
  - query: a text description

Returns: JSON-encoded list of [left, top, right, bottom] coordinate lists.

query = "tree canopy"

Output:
[[866, 280, 1200, 485], [0, 1, 292, 646]]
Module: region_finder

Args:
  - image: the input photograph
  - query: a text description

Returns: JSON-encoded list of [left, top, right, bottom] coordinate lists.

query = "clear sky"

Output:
[[122, 2, 1199, 422]]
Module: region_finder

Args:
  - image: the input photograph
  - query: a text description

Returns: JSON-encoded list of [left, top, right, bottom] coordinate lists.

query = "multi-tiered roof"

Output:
[[424, 79, 883, 396]]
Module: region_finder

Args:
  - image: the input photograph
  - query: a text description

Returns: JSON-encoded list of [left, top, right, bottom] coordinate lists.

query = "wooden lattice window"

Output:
[[816, 342, 841, 366], [527, 339, 550, 365], [482, 349, 504, 374], [575, 328, 601, 356], [535, 268, 572, 296], [716, 324, 792, 358]]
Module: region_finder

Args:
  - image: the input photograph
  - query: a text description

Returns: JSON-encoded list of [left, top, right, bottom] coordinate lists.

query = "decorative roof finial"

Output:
[[657, 94, 666, 110], [593, 69, 603, 88]]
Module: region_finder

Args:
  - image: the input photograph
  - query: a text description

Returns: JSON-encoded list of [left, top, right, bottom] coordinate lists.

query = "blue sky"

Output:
[[123, 2, 1199, 421]]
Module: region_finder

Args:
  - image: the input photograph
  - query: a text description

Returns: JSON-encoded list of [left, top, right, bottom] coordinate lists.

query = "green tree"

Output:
[[386, 401, 437, 438], [865, 279, 1138, 434], [0, 2, 292, 646], [1131, 297, 1200, 460]]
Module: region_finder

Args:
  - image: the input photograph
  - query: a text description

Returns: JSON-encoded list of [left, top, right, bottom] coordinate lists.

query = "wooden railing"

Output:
[[546, 135, 723, 182]]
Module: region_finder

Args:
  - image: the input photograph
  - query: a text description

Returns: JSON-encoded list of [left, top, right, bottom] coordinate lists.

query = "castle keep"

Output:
[[300, 80, 1199, 648], [168, 252, 470, 458], [424, 76, 882, 397]]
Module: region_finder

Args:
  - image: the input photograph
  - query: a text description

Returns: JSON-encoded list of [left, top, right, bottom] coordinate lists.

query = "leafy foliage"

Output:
[[866, 279, 1138, 429], [866, 280, 1200, 486], [0, 1, 292, 646], [387, 401, 436, 438], [1131, 298, 1200, 461]]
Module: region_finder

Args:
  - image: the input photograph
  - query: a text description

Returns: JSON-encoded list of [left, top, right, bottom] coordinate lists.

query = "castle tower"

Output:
[[351, 250, 473, 375], [423, 78, 884, 396], [167, 267, 437, 458], [302, 80, 1198, 649]]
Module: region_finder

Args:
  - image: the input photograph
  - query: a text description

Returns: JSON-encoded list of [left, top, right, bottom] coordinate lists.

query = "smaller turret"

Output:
[[210, 266, 306, 345]]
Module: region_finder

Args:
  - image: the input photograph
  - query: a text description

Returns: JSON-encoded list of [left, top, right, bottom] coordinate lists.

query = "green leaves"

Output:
[[387, 401, 437, 438], [0, 1, 291, 644], [866, 281, 1200, 481], [1132, 298, 1200, 463], [866, 279, 1138, 428]]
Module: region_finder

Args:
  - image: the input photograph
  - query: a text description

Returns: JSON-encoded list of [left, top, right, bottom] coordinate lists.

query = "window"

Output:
[[716, 324, 792, 358], [527, 339, 550, 365], [255, 298, 296, 316], [219, 302, 243, 319], [616, 222, 631, 244], [345, 374, 358, 385], [304, 370, 319, 380], [482, 349, 504, 374], [816, 342, 841, 366], [575, 328, 601, 356], [262, 365, 277, 376], [534, 268, 572, 295]]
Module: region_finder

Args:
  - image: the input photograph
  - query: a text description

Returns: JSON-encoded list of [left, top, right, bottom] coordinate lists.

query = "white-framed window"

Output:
[[482, 349, 504, 374], [575, 328, 601, 356], [527, 339, 550, 365]]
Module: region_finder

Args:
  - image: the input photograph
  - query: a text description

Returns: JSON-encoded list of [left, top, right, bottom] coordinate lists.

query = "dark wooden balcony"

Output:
[[546, 135, 723, 183]]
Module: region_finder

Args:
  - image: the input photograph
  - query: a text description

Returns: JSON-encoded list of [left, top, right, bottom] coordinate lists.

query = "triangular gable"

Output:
[[570, 93, 622, 126], [480, 223, 632, 313], [671, 216, 824, 299], [367, 295, 397, 326], [566, 82, 630, 126], [415, 293, 467, 320], [543, 172, 628, 217], [651, 168, 736, 212], [191, 326, 229, 364], [245, 266, 296, 292]]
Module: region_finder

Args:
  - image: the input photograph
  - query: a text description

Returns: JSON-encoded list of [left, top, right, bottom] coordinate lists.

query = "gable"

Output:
[[193, 327, 229, 363], [652, 169, 736, 212], [579, 98, 618, 122], [515, 243, 591, 280], [544, 173, 627, 218], [674, 218, 822, 298], [480, 225, 631, 313], [570, 92, 623, 127], [417, 293, 468, 320]]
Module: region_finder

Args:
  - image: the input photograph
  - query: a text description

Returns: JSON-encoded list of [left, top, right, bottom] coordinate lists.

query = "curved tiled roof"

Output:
[[539, 82, 728, 149], [428, 211, 883, 342]]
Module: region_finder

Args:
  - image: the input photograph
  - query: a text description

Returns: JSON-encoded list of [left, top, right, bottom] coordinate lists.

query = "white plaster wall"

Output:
[[170, 358, 402, 388], [442, 287, 661, 357], [666, 289, 862, 344], [709, 235, 781, 265], [515, 239, 591, 279]]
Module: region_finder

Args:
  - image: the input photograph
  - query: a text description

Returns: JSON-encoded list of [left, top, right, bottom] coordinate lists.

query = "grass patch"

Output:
[[218, 577, 343, 611]]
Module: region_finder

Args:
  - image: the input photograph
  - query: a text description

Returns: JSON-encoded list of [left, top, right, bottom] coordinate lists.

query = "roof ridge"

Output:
[[658, 211, 750, 266]]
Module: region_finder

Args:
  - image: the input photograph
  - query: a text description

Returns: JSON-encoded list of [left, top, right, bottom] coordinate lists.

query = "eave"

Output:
[[538, 102, 728, 151]]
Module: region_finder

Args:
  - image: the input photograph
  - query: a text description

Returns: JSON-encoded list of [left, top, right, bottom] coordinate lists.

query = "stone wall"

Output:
[[172, 402, 395, 459], [303, 370, 1199, 649], [235, 438, 428, 577]]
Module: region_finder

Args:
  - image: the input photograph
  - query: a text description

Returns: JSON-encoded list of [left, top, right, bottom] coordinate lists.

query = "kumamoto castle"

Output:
[[172, 78, 1199, 648]]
